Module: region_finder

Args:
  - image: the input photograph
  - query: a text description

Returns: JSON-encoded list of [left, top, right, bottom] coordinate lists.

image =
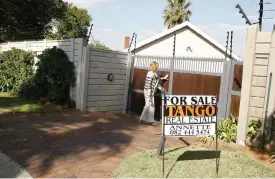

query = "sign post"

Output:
[[161, 93, 165, 178], [158, 95, 218, 177]]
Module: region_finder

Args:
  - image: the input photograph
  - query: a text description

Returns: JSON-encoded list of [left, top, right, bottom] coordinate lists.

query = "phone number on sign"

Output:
[[169, 129, 211, 136], [164, 124, 216, 136]]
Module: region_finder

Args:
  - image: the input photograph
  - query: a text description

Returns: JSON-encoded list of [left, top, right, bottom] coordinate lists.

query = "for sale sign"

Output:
[[162, 95, 217, 137]]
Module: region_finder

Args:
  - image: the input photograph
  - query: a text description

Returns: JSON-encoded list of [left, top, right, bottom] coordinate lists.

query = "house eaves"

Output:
[[124, 21, 242, 61]]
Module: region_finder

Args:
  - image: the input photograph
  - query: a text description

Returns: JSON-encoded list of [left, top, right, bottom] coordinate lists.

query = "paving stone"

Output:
[[76, 171, 92, 178], [0, 111, 197, 178], [55, 169, 68, 175]]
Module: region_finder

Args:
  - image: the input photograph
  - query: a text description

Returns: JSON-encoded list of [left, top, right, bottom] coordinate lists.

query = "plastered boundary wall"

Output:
[[0, 38, 88, 109], [0, 38, 85, 105], [83, 49, 129, 113], [237, 24, 275, 145], [0, 39, 132, 113]]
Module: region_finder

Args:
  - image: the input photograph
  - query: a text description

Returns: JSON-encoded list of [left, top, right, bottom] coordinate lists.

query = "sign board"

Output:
[[162, 95, 217, 137]]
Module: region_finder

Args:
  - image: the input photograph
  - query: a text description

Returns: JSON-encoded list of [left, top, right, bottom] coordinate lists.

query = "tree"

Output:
[[47, 3, 92, 40], [163, 0, 192, 29], [88, 41, 111, 51], [0, 0, 66, 42]]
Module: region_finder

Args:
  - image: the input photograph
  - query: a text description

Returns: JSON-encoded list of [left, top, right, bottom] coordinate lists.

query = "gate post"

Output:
[[123, 53, 134, 114], [125, 54, 135, 114], [218, 59, 232, 119], [78, 46, 90, 112], [225, 60, 236, 118], [168, 57, 175, 94]]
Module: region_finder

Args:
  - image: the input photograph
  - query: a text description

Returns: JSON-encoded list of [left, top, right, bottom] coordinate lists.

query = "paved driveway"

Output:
[[0, 112, 197, 178]]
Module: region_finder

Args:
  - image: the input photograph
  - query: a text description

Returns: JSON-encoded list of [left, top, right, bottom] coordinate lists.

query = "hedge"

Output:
[[0, 48, 35, 94]]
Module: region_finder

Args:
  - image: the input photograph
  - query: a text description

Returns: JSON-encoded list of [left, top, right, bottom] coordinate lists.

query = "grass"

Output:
[[114, 146, 275, 178], [0, 92, 52, 114]]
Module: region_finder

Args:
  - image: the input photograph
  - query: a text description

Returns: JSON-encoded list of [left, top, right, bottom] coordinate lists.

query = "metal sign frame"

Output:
[[157, 93, 219, 178]]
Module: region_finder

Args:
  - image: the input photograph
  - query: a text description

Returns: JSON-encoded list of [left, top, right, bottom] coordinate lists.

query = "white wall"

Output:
[[237, 25, 275, 145], [136, 27, 225, 59], [0, 39, 132, 113], [86, 49, 129, 113], [0, 38, 84, 103]]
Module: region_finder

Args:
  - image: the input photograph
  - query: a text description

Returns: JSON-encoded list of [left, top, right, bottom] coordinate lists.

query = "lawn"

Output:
[[114, 146, 275, 178], [0, 92, 52, 114]]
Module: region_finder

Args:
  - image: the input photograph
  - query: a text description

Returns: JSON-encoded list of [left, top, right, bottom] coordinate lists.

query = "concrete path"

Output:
[[0, 152, 32, 178]]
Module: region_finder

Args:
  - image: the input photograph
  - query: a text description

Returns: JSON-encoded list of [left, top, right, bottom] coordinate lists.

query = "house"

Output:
[[124, 21, 242, 61]]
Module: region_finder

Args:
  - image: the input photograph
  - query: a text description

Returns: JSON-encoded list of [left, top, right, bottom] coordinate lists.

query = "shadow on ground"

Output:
[[165, 150, 221, 178], [0, 111, 138, 177], [177, 150, 221, 160]]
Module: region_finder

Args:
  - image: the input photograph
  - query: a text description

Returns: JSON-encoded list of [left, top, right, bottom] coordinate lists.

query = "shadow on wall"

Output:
[[267, 109, 275, 147], [245, 109, 275, 150], [0, 111, 136, 177]]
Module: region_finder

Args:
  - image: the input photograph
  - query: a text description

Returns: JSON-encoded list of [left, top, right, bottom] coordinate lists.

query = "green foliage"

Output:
[[163, 0, 192, 29], [217, 116, 238, 142], [18, 77, 42, 100], [199, 114, 238, 143], [88, 41, 111, 51], [0, 92, 52, 114], [36, 47, 75, 103], [270, 149, 275, 163], [199, 135, 214, 144], [0, 0, 66, 42], [19, 46, 76, 105], [247, 119, 262, 138], [0, 48, 35, 94], [46, 3, 92, 39], [270, 154, 275, 163]]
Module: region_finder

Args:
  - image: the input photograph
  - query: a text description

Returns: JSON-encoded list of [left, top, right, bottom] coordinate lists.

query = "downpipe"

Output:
[[262, 72, 272, 149]]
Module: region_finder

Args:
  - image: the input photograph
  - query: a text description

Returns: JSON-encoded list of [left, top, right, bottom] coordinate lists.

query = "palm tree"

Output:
[[163, 0, 192, 29]]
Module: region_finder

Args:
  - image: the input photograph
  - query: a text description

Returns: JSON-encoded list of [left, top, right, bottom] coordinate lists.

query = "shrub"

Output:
[[245, 119, 263, 148], [18, 77, 42, 100], [247, 119, 262, 138], [0, 48, 35, 94], [200, 114, 238, 143], [217, 116, 238, 142], [20, 46, 76, 104]]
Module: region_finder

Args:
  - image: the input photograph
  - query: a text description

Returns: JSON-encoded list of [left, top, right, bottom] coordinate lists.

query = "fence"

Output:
[[127, 55, 243, 119], [85, 49, 129, 113], [0, 38, 131, 113], [0, 38, 243, 118], [0, 38, 85, 103]]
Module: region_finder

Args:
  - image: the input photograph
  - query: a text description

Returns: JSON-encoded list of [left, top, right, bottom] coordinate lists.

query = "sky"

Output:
[[65, 0, 275, 58]]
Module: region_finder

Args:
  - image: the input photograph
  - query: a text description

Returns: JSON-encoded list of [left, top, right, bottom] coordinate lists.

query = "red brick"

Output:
[[76, 171, 92, 178], [0, 111, 198, 178]]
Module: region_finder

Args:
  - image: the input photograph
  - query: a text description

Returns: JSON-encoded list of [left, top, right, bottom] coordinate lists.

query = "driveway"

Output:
[[0, 111, 197, 178]]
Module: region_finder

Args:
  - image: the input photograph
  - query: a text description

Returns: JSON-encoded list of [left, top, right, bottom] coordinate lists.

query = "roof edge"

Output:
[[124, 22, 242, 61]]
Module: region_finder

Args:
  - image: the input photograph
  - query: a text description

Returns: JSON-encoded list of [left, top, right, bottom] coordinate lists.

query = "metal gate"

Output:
[[126, 54, 243, 120]]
